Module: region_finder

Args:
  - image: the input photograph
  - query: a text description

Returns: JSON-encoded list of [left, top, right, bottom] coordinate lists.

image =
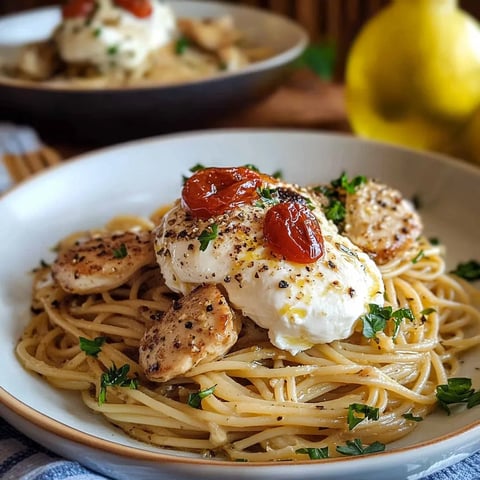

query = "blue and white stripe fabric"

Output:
[[0, 418, 109, 480], [1, 417, 479, 479], [0, 123, 43, 193]]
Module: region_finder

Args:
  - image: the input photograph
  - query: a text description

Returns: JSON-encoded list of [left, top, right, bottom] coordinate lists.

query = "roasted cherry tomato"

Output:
[[263, 202, 324, 264], [114, 0, 153, 18], [62, 0, 96, 18], [182, 167, 265, 219]]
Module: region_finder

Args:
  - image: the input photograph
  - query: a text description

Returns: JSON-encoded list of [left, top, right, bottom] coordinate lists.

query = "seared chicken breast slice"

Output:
[[139, 284, 241, 382], [52, 231, 154, 294], [177, 16, 241, 52], [17, 40, 59, 80], [344, 180, 423, 265]]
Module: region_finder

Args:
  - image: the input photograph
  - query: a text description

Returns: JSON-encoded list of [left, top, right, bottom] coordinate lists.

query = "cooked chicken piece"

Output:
[[51, 231, 154, 294], [217, 46, 249, 71], [139, 284, 241, 382], [240, 46, 273, 63], [344, 180, 423, 265], [17, 40, 59, 81], [177, 16, 241, 52]]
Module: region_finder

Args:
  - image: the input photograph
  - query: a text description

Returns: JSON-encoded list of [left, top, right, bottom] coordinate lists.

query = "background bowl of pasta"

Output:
[[0, 129, 479, 480], [0, 1, 307, 145]]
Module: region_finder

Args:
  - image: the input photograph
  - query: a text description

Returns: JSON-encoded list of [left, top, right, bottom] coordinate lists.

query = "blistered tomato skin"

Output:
[[114, 0, 153, 18], [181, 167, 266, 219], [264, 202, 324, 264], [62, 0, 96, 18]]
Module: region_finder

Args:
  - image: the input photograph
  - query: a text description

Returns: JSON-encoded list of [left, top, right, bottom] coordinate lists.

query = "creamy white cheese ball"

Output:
[[55, 0, 176, 72]]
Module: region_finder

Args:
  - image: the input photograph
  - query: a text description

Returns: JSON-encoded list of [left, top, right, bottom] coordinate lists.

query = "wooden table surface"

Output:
[[47, 70, 350, 160]]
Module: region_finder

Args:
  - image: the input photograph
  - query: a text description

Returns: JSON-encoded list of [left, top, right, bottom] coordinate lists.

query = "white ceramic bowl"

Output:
[[0, 130, 479, 480]]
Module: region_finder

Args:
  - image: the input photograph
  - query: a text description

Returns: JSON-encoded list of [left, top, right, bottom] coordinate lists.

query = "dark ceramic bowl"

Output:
[[0, 1, 308, 145]]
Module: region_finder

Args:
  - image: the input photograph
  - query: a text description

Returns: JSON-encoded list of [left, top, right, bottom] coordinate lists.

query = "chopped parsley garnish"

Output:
[[113, 243, 128, 258], [198, 224, 218, 251], [325, 199, 346, 224], [79, 336, 106, 357], [243, 164, 282, 179], [304, 196, 316, 211], [255, 187, 279, 208], [429, 237, 440, 246], [93, 27, 102, 37], [107, 45, 119, 55], [187, 385, 216, 409], [402, 412, 423, 422], [412, 250, 425, 264], [450, 260, 480, 282], [331, 172, 367, 194], [182, 163, 206, 184], [312, 184, 333, 197], [31, 258, 50, 273], [419, 307, 436, 323], [469, 391, 480, 409], [175, 36, 190, 54], [362, 304, 391, 339], [390, 308, 415, 337], [361, 304, 415, 340], [296, 447, 329, 459], [347, 403, 380, 430], [190, 163, 205, 173], [436, 377, 480, 414], [99, 364, 138, 405], [336, 438, 385, 456], [314, 172, 366, 227]]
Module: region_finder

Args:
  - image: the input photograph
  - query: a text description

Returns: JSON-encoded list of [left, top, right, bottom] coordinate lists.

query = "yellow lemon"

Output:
[[458, 106, 480, 165], [346, 0, 480, 153]]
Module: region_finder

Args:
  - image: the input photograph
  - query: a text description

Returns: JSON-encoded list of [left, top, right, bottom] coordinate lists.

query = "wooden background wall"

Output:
[[2, 0, 480, 80]]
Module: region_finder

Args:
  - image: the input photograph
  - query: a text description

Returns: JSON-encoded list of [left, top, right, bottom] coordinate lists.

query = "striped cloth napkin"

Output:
[[1, 417, 479, 480], [0, 123, 43, 192]]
